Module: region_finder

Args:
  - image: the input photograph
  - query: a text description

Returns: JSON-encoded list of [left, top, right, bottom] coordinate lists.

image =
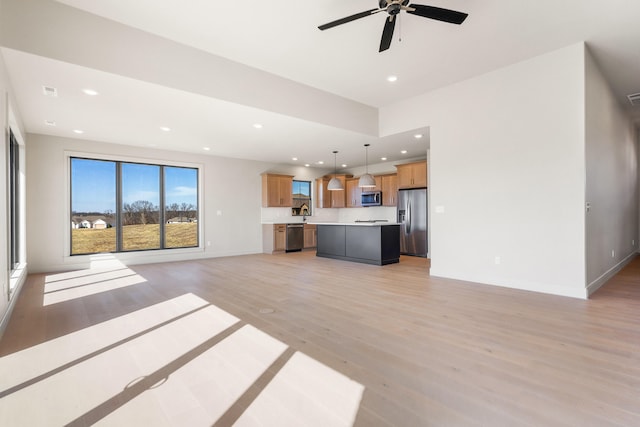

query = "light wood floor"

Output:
[[1, 252, 639, 426]]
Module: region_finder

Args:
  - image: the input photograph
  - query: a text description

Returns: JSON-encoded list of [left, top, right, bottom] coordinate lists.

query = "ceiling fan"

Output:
[[318, 0, 468, 52]]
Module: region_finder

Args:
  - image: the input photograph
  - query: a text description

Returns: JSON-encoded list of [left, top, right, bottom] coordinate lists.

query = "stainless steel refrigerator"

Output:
[[397, 188, 428, 257]]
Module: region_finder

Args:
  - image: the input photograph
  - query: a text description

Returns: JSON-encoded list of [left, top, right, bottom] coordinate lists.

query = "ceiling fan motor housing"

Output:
[[380, 0, 410, 15]]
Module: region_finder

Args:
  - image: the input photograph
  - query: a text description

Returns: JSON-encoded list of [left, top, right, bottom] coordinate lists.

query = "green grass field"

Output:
[[71, 223, 198, 254]]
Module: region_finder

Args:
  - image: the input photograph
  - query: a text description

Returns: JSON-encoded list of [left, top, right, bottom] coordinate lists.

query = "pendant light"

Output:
[[327, 150, 344, 191], [358, 143, 376, 188]]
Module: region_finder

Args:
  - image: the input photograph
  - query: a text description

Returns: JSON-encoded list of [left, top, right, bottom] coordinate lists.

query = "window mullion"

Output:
[[159, 166, 166, 249], [116, 161, 123, 252]]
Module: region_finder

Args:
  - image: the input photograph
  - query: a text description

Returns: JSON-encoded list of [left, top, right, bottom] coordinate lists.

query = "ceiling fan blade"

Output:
[[318, 8, 381, 30], [379, 15, 396, 52], [406, 4, 468, 24]]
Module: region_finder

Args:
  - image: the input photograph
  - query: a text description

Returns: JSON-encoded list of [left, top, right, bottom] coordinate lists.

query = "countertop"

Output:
[[309, 221, 399, 226]]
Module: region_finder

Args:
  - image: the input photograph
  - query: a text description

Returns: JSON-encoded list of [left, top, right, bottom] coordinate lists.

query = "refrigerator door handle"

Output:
[[406, 198, 411, 234]]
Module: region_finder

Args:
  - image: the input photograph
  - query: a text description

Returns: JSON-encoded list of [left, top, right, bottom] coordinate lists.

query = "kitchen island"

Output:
[[313, 222, 400, 265]]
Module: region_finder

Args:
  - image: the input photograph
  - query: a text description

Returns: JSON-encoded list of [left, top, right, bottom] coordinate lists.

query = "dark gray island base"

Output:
[[316, 224, 400, 265]]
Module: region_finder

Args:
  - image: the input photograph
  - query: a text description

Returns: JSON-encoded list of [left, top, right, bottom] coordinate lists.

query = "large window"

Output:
[[71, 157, 198, 255], [9, 130, 21, 271]]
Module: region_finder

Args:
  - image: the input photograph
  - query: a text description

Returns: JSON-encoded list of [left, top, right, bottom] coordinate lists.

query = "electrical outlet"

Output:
[[611, 250, 615, 258], [494, 256, 501, 265]]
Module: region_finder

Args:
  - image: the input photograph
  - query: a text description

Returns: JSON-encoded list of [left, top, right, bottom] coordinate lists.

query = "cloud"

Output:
[[167, 186, 197, 197]]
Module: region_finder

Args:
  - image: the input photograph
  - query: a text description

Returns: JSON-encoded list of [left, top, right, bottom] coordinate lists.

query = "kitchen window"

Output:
[[70, 157, 199, 255], [292, 180, 311, 216]]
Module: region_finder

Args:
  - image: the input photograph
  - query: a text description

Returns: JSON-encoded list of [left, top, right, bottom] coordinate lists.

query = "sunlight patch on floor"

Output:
[[235, 351, 365, 427], [43, 267, 147, 306], [0, 293, 210, 393], [0, 294, 237, 426], [99, 325, 288, 426], [1, 288, 365, 426]]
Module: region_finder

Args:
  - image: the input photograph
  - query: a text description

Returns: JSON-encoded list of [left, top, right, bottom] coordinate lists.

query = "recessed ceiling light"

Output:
[[44, 120, 56, 126], [342, 164, 347, 168], [304, 164, 310, 167], [82, 89, 99, 96], [159, 126, 171, 132], [73, 129, 84, 134], [414, 133, 423, 139], [401, 150, 407, 154], [253, 123, 263, 129], [292, 157, 298, 161], [318, 161, 324, 165], [381, 157, 387, 161], [203, 147, 210, 151], [387, 75, 398, 83]]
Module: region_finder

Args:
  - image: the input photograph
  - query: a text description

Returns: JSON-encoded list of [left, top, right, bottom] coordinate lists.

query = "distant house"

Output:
[[79, 220, 91, 229], [71, 221, 77, 229], [93, 219, 107, 229], [167, 217, 194, 224]]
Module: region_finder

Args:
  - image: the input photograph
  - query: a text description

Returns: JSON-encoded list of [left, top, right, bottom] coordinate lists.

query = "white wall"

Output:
[[584, 48, 639, 294], [25, 134, 285, 273], [380, 43, 589, 298]]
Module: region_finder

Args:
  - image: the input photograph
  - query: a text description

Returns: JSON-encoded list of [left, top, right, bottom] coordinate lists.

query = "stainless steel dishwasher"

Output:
[[286, 223, 304, 252]]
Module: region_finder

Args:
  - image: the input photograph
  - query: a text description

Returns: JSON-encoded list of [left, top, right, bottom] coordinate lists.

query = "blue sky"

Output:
[[71, 158, 197, 213]]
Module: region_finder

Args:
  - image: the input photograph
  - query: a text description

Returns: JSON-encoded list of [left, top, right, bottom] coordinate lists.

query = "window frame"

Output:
[[67, 153, 202, 257], [292, 180, 312, 216]]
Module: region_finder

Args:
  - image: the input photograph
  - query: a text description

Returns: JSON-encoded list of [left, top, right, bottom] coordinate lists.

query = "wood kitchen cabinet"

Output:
[[262, 174, 293, 207], [303, 223, 317, 249], [396, 161, 427, 189], [346, 178, 362, 208], [316, 177, 331, 208], [330, 175, 348, 208], [316, 174, 351, 208], [262, 224, 286, 253], [380, 174, 398, 206]]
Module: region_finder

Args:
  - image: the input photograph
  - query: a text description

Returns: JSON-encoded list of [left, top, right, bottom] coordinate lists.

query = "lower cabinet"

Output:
[[262, 224, 286, 253], [263, 223, 315, 253], [274, 224, 286, 251], [303, 224, 317, 249]]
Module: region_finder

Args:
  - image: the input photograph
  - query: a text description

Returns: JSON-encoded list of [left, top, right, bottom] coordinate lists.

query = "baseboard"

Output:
[[586, 251, 638, 297]]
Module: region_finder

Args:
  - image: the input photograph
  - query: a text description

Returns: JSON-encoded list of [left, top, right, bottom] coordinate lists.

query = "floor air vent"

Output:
[[627, 93, 640, 106]]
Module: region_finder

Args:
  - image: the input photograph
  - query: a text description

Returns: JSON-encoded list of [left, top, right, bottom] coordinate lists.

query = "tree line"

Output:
[[73, 200, 197, 225], [120, 201, 197, 225]]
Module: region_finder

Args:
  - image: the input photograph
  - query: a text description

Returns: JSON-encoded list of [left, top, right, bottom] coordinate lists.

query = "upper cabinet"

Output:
[[316, 174, 351, 208], [330, 175, 348, 208], [346, 178, 362, 208], [316, 177, 331, 208], [380, 174, 398, 206], [396, 161, 427, 189], [262, 174, 293, 207]]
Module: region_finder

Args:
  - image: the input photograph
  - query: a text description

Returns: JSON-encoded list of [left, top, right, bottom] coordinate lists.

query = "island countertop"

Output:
[[308, 221, 399, 226]]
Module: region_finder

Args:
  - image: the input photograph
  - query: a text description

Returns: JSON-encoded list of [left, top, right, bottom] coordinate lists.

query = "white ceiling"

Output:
[[2, 0, 640, 168]]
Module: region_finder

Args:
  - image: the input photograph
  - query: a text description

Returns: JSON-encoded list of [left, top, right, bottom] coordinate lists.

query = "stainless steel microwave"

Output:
[[361, 191, 382, 206]]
